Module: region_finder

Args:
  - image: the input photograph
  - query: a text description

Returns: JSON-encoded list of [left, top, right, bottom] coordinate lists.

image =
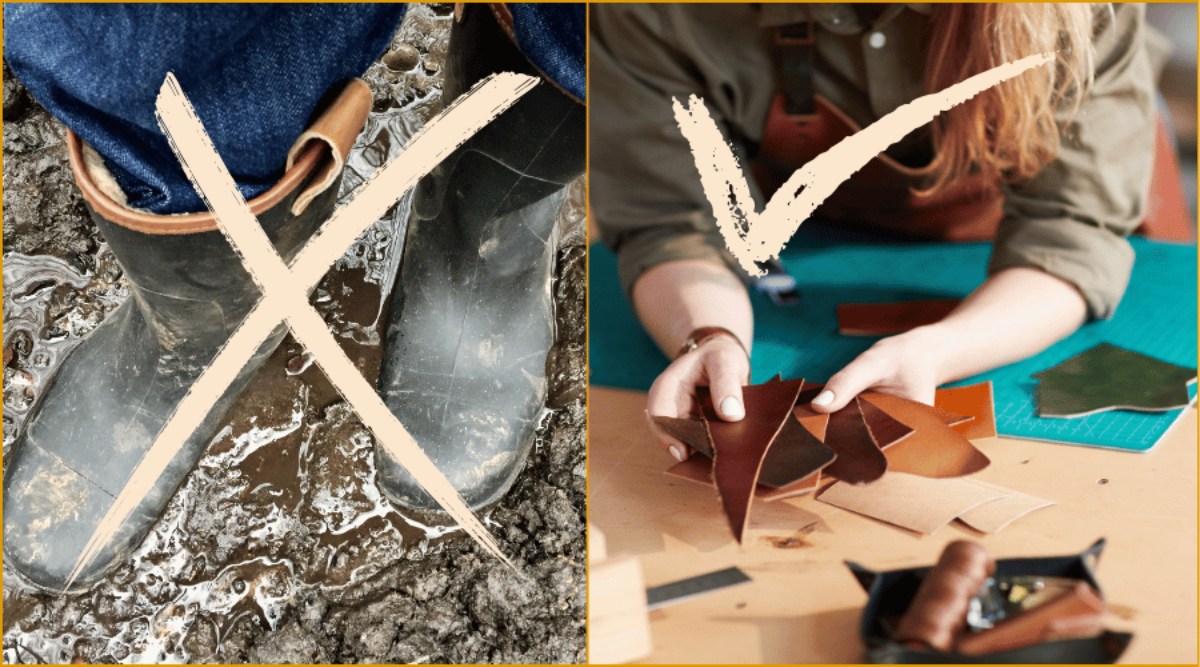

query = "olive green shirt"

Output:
[[590, 3, 1164, 319]]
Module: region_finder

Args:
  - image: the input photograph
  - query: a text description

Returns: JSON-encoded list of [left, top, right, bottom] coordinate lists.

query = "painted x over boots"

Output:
[[3, 81, 371, 591], [375, 6, 585, 513]]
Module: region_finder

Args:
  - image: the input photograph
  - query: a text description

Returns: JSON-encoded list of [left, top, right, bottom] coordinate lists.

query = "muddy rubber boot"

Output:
[[2, 81, 372, 592], [374, 7, 584, 513]]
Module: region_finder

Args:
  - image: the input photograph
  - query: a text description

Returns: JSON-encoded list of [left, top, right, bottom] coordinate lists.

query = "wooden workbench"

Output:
[[588, 386, 1198, 664]]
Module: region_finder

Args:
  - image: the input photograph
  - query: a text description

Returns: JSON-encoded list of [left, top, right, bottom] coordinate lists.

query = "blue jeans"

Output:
[[4, 3, 585, 215]]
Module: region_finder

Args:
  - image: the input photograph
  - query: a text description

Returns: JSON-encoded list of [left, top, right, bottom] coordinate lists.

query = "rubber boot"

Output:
[[3, 81, 372, 592], [374, 6, 584, 513]]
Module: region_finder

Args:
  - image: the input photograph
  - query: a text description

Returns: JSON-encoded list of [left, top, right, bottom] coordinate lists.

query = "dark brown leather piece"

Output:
[[863, 393, 989, 478], [822, 397, 888, 484], [651, 415, 713, 457], [757, 410, 836, 488], [703, 379, 805, 543]]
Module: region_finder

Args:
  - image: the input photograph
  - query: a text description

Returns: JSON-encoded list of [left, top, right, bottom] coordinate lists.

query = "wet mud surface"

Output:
[[3, 6, 585, 663]]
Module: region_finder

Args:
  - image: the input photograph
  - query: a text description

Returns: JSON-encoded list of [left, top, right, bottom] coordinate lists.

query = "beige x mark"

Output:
[[66, 72, 540, 589]]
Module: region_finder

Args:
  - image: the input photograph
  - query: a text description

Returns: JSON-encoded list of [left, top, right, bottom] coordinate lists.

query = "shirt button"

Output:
[[868, 31, 887, 49]]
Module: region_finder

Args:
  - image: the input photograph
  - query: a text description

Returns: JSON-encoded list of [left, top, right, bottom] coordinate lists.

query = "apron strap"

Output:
[[774, 21, 817, 118]]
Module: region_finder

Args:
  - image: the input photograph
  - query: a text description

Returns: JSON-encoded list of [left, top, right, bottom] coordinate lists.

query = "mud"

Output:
[[3, 5, 585, 663]]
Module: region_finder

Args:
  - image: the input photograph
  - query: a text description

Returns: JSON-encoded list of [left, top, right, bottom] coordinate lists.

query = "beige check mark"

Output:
[[673, 52, 1055, 276]]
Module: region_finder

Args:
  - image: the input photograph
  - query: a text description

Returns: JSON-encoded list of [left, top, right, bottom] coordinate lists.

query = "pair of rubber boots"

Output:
[[3, 9, 584, 592]]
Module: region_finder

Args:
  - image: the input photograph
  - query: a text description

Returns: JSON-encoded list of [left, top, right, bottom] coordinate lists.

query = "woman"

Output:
[[589, 4, 1169, 461]]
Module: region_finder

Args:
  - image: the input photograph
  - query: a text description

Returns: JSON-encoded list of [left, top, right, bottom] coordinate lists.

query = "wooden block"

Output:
[[589, 523, 608, 563], [589, 555, 653, 664]]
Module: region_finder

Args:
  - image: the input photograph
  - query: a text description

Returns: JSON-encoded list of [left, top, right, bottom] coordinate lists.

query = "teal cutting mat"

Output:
[[588, 227, 1198, 452]]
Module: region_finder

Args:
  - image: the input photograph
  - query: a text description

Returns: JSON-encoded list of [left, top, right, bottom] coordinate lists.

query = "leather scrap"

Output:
[[818, 472, 1009, 534], [822, 397, 889, 484], [935, 382, 997, 439], [859, 398, 915, 449], [837, 299, 961, 336], [757, 409, 837, 488], [862, 393, 989, 478], [703, 378, 806, 542], [652, 415, 713, 457], [1033, 343, 1197, 417], [957, 481, 1056, 534]]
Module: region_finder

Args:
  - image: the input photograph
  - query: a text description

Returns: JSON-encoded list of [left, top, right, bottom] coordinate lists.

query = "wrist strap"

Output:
[[676, 326, 748, 360]]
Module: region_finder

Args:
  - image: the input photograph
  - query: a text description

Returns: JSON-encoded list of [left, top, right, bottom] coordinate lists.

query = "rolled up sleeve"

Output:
[[989, 4, 1157, 320], [589, 4, 773, 296]]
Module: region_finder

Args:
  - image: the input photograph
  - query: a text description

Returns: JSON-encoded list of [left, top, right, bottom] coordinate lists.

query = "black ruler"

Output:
[[645, 566, 752, 610]]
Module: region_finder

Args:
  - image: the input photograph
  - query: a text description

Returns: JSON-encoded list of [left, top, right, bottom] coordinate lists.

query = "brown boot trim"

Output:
[[67, 79, 372, 235]]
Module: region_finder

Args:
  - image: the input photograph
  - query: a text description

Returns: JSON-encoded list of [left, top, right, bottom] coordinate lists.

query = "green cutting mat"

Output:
[[588, 226, 1197, 452]]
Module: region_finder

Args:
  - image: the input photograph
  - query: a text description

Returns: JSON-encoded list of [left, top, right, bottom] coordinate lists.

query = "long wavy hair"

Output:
[[924, 3, 1103, 193]]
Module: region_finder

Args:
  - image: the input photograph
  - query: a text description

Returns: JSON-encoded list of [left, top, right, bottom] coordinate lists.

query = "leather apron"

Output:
[[753, 22, 1192, 242]]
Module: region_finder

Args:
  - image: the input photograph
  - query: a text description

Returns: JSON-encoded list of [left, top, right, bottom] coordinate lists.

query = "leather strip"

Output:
[[285, 78, 373, 216], [67, 79, 371, 235]]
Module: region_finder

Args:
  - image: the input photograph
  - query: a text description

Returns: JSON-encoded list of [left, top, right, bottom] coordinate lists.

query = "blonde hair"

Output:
[[924, 3, 1102, 193]]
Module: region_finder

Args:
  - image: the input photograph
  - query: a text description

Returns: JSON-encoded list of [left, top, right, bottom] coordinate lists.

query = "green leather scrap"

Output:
[[1034, 343, 1197, 418]]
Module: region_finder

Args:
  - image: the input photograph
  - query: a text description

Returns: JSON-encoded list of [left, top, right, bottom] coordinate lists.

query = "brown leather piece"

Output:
[[863, 393, 989, 478], [285, 79, 373, 215], [935, 382, 997, 440], [859, 398, 915, 450], [664, 463, 822, 503], [67, 79, 371, 235], [894, 541, 995, 652], [956, 582, 1106, 656], [837, 299, 961, 336], [703, 379, 805, 543], [757, 470, 822, 502], [822, 397, 888, 484]]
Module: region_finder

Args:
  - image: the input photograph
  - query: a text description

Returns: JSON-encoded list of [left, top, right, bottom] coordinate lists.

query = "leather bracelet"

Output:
[[675, 326, 748, 360]]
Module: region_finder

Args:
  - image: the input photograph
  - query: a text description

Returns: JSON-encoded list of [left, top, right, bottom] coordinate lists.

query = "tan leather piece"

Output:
[[956, 581, 1106, 656], [935, 382, 997, 440], [67, 79, 370, 235], [285, 78, 373, 216], [837, 299, 961, 336], [703, 379, 805, 543], [863, 393, 989, 478]]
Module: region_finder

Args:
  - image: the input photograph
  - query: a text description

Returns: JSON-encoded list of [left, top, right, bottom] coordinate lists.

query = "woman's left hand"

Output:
[[809, 326, 947, 412]]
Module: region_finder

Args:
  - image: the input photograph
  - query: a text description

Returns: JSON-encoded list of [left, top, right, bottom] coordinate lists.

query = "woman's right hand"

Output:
[[646, 333, 749, 462]]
